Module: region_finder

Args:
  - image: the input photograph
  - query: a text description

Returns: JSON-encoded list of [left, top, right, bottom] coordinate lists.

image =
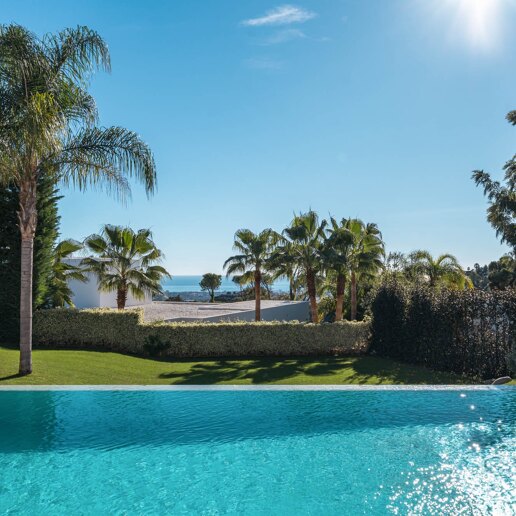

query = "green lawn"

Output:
[[0, 346, 470, 385]]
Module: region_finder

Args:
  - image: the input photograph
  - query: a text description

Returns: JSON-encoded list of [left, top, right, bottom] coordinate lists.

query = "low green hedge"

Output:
[[33, 308, 370, 357]]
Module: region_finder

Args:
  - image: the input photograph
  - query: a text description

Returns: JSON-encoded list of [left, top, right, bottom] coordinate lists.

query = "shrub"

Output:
[[318, 296, 336, 322], [33, 308, 370, 357], [143, 334, 170, 357], [370, 283, 516, 379], [34, 308, 142, 351]]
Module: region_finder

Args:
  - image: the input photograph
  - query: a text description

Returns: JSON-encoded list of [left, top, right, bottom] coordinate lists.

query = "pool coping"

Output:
[[0, 384, 513, 391]]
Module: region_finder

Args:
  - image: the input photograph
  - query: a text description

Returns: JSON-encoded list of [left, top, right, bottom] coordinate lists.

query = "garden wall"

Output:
[[33, 308, 370, 357], [369, 283, 516, 379]]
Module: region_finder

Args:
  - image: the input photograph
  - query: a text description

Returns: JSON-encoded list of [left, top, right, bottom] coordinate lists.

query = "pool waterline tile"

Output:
[[0, 384, 511, 391]]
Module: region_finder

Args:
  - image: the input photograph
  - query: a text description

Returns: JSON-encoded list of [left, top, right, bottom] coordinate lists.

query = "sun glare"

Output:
[[454, 0, 503, 49], [421, 0, 511, 52]]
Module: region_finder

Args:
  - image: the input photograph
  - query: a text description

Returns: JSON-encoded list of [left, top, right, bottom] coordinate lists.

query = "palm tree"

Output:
[[47, 239, 87, 307], [83, 225, 170, 309], [223, 229, 276, 321], [343, 219, 384, 320], [275, 211, 327, 322], [472, 111, 516, 252], [323, 217, 354, 321], [407, 250, 473, 289], [0, 25, 156, 374], [268, 239, 301, 301]]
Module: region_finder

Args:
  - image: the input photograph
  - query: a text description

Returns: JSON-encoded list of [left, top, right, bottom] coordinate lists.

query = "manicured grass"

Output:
[[0, 346, 469, 385]]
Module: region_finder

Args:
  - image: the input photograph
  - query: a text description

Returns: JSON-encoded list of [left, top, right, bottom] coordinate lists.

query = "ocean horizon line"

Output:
[[161, 274, 290, 293]]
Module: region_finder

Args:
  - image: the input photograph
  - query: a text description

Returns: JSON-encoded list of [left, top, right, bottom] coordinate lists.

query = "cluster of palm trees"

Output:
[[224, 211, 474, 323], [384, 251, 473, 289], [224, 211, 385, 322], [0, 25, 157, 374]]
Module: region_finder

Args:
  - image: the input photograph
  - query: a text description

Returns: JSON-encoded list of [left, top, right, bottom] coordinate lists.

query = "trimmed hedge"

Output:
[[370, 283, 516, 379], [33, 308, 370, 357]]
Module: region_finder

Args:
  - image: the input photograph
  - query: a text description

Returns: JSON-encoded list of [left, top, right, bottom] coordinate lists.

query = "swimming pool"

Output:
[[0, 387, 514, 514]]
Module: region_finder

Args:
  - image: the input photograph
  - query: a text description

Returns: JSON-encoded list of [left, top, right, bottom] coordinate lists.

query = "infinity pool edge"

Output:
[[0, 384, 513, 391]]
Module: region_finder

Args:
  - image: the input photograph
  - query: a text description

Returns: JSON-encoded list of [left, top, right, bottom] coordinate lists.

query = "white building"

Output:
[[65, 258, 152, 309]]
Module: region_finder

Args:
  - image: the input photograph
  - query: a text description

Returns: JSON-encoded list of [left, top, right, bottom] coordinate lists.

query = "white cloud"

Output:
[[242, 5, 316, 27], [262, 28, 306, 45], [244, 57, 283, 70]]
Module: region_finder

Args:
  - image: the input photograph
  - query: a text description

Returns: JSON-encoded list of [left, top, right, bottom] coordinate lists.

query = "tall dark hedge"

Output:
[[0, 176, 61, 342], [370, 282, 516, 379]]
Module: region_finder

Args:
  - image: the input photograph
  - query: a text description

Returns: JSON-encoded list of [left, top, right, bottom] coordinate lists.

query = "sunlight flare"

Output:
[[423, 0, 511, 51], [452, 0, 503, 49]]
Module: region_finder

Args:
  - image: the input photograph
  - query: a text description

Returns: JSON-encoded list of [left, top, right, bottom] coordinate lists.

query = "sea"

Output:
[[162, 275, 289, 293]]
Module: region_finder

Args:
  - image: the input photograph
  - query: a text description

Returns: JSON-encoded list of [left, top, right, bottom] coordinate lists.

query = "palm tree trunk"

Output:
[[335, 273, 346, 321], [350, 271, 357, 321], [289, 275, 295, 301], [307, 269, 318, 322], [18, 179, 38, 375], [117, 287, 128, 309], [254, 270, 261, 321]]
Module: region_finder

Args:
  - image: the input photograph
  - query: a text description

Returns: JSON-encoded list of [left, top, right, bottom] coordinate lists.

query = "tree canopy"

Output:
[[199, 273, 222, 302]]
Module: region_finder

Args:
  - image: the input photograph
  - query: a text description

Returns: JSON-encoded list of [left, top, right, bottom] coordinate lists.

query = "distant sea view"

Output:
[[162, 275, 289, 293]]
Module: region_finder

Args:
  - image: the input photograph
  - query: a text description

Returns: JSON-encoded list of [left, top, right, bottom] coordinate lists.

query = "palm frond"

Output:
[[44, 25, 110, 82], [50, 126, 156, 201]]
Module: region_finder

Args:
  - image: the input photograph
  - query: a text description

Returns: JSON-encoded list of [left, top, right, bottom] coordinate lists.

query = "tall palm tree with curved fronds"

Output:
[[322, 217, 354, 321], [83, 225, 170, 310], [472, 111, 516, 252], [0, 25, 156, 374], [47, 238, 87, 308], [223, 229, 277, 321], [274, 211, 327, 322], [342, 218, 384, 320], [267, 238, 301, 301], [407, 250, 473, 290]]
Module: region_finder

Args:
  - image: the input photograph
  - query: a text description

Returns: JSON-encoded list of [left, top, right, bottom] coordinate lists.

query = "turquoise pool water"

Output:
[[0, 388, 514, 515]]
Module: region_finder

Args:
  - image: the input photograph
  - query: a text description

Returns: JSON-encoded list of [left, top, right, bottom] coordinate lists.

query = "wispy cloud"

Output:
[[262, 28, 306, 45], [244, 57, 283, 70], [242, 5, 316, 27]]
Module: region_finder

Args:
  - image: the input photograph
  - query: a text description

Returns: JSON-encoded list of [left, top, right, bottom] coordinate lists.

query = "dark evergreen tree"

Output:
[[0, 184, 19, 342], [0, 175, 61, 342], [488, 255, 516, 290]]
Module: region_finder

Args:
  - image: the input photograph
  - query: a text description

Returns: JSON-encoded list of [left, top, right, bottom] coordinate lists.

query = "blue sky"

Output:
[[3, 0, 515, 273]]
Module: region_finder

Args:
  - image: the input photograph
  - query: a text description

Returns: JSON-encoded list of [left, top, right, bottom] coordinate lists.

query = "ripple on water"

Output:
[[0, 389, 514, 515]]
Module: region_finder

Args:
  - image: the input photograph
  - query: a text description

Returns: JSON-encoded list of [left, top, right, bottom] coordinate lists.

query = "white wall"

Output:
[[68, 270, 101, 309], [65, 258, 153, 309]]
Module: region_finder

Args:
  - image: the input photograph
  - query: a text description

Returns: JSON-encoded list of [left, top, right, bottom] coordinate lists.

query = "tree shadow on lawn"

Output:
[[349, 356, 466, 385], [0, 373, 25, 382], [159, 357, 349, 384], [157, 356, 451, 385]]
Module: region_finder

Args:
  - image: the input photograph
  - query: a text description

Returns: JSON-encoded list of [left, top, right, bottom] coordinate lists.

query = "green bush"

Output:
[[370, 283, 516, 379], [33, 308, 370, 357], [34, 308, 142, 351], [143, 334, 170, 357]]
